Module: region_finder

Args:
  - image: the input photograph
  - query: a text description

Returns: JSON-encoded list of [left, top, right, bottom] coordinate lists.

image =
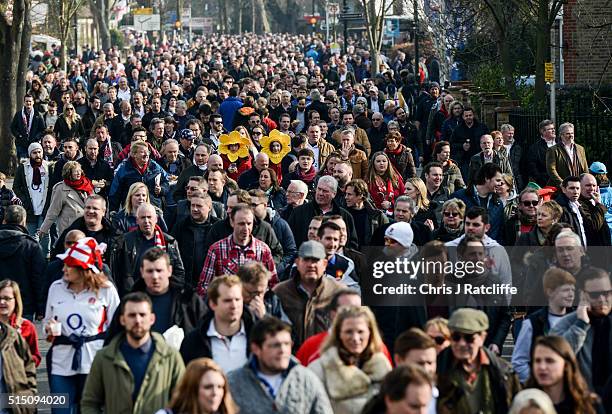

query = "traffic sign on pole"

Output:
[[544, 62, 554, 82]]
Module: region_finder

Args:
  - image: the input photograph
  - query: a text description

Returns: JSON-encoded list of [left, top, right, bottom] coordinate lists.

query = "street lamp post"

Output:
[[342, 0, 348, 54], [413, 0, 419, 80]]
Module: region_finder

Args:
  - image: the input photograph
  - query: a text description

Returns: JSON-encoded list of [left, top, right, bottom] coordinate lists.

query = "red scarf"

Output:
[[385, 144, 404, 156], [153, 224, 166, 249], [130, 157, 149, 175], [297, 166, 317, 183], [64, 176, 94, 194], [31, 158, 43, 186]]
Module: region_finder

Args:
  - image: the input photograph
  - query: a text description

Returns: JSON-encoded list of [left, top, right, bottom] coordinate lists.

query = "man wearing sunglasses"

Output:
[[437, 308, 520, 413], [551, 267, 612, 393], [504, 187, 540, 246]]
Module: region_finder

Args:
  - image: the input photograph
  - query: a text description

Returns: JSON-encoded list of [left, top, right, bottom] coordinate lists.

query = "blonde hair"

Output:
[[62, 160, 82, 180], [207, 275, 242, 305], [322, 305, 384, 359], [442, 198, 466, 217], [405, 177, 430, 210], [0, 280, 23, 326], [424, 317, 451, 339], [124, 182, 150, 213]]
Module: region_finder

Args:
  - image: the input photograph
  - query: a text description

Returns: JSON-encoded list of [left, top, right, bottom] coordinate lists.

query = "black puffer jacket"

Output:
[[0, 224, 47, 316], [52, 216, 122, 263], [111, 229, 185, 296]]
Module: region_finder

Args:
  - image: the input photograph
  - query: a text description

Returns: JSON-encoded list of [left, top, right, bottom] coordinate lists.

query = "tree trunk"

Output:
[[89, 0, 111, 50], [256, 0, 271, 32], [0, 0, 30, 174], [251, 0, 256, 32], [499, 33, 518, 99]]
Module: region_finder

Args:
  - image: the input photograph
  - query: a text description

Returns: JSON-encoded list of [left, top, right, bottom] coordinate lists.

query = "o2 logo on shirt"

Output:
[[66, 313, 86, 335]]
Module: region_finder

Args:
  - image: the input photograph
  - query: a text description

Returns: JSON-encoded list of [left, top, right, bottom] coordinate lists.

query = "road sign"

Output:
[[544, 62, 554, 82], [339, 12, 363, 21], [190, 17, 214, 33], [132, 7, 153, 15], [327, 2, 339, 14], [134, 14, 160, 31]]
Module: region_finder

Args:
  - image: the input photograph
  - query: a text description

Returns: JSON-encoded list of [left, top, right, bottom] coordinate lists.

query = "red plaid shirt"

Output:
[[198, 234, 278, 296]]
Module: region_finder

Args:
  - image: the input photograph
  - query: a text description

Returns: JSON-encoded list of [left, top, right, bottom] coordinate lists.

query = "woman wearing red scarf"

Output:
[[384, 131, 416, 179], [38, 161, 93, 238], [367, 151, 405, 217]]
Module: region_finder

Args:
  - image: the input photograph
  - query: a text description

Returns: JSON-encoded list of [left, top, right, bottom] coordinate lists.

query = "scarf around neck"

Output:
[[31, 158, 43, 186], [64, 176, 94, 195], [297, 166, 317, 183], [130, 157, 149, 175]]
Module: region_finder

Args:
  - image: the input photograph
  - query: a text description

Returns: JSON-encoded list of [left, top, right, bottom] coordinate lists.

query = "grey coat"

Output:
[[550, 311, 612, 390], [228, 357, 333, 414]]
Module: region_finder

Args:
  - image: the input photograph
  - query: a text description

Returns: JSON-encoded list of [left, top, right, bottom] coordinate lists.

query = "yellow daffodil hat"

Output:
[[219, 130, 251, 162], [260, 129, 291, 164]]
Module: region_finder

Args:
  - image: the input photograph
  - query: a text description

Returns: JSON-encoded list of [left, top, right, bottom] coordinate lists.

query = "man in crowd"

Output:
[[579, 173, 611, 246], [280, 179, 308, 220], [526, 119, 557, 187], [53, 194, 119, 263], [551, 268, 612, 392], [228, 317, 333, 413], [344, 179, 388, 247], [273, 240, 344, 347], [50, 137, 82, 188], [109, 141, 169, 211], [81, 292, 185, 413], [499, 123, 523, 190], [504, 187, 540, 246], [0, 205, 46, 319], [199, 203, 277, 296], [79, 138, 114, 197], [433, 140, 465, 194], [452, 163, 505, 243], [112, 203, 185, 296], [171, 190, 220, 289], [546, 122, 588, 187], [449, 107, 489, 177], [42, 131, 61, 162], [437, 308, 520, 413], [238, 153, 270, 190], [331, 111, 372, 156], [180, 275, 255, 371], [467, 134, 512, 185], [317, 221, 360, 292], [237, 262, 290, 322], [11, 94, 46, 159], [423, 161, 450, 224], [305, 123, 335, 172], [556, 176, 587, 246], [287, 176, 358, 248], [12, 142, 51, 256]]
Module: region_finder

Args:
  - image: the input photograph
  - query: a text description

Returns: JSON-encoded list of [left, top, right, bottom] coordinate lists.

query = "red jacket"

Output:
[[221, 154, 252, 181], [296, 331, 392, 366], [10, 314, 41, 366]]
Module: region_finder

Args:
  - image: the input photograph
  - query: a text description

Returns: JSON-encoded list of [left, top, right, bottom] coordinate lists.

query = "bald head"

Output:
[[208, 154, 223, 170], [255, 152, 270, 171], [136, 202, 158, 237], [580, 173, 598, 199], [64, 229, 86, 249]]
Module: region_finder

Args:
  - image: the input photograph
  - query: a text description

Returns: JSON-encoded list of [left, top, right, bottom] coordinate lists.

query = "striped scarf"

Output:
[[153, 225, 166, 250]]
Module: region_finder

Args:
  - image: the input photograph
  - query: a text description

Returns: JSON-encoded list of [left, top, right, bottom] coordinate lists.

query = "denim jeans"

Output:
[[26, 215, 50, 258], [49, 374, 88, 414], [16, 145, 29, 161]]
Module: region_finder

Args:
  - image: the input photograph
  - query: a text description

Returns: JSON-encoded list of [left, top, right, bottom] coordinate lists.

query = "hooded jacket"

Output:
[[0, 321, 37, 414], [0, 224, 46, 316]]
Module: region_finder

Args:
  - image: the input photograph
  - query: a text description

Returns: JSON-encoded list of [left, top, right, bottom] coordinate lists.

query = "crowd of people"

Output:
[[0, 32, 611, 413]]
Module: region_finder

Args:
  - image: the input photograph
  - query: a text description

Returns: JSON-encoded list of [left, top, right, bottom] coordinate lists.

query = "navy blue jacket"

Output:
[[109, 158, 169, 212], [451, 186, 505, 244]]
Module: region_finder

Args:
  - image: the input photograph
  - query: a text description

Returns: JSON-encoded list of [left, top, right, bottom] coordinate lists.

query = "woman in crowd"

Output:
[[424, 317, 451, 354], [38, 161, 92, 238], [0, 279, 41, 366], [260, 129, 291, 184], [309, 306, 392, 414], [258, 167, 287, 211], [516, 200, 563, 247], [383, 130, 416, 179], [405, 177, 437, 230], [159, 358, 238, 414], [29, 77, 50, 114], [433, 198, 466, 242], [527, 335, 603, 414], [367, 151, 405, 216], [45, 237, 120, 413], [219, 130, 253, 181], [498, 173, 517, 217], [111, 182, 168, 233], [53, 103, 85, 142]]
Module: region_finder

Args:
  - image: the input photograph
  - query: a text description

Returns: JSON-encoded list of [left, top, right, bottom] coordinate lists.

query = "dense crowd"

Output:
[[0, 32, 611, 414]]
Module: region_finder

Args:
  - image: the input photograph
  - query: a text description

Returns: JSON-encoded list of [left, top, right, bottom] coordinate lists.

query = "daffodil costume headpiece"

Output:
[[260, 129, 291, 164], [219, 131, 251, 162]]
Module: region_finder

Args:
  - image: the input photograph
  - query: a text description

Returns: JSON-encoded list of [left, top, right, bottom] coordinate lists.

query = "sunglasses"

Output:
[[522, 200, 539, 207], [451, 332, 477, 343], [430, 335, 447, 345], [584, 289, 612, 300], [443, 211, 460, 217]]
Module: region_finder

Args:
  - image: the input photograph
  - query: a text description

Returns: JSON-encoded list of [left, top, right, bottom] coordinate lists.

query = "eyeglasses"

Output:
[[584, 289, 612, 300], [443, 211, 460, 217], [451, 332, 477, 343], [66, 107, 74, 111], [287, 190, 304, 196], [430, 335, 447, 345], [522, 200, 539, 207], [0, 296, 15, 302], [213, 121, 223, 125]]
